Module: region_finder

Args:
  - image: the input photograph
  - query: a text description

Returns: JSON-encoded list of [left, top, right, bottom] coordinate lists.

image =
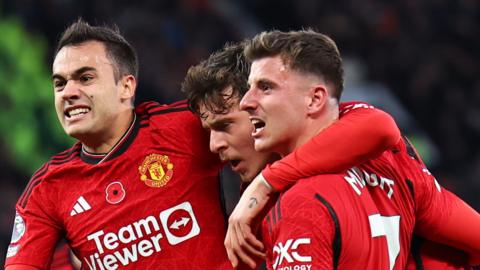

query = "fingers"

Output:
[[225, 232, 239, 268], [225, 222, 263, 269], [235, 222, 265, 257], [225, 174, 279, 269], [238, 222, 264, 252]]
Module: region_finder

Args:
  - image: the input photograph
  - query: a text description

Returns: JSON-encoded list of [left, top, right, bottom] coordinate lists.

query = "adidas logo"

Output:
[[70, 196, 92, 216]]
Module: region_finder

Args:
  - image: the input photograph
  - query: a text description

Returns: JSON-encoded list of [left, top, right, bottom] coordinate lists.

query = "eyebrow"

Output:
[[52, 66, 97, 81]]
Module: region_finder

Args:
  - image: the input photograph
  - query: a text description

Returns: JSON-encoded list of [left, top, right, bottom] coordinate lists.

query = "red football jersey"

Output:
[[262, 171, 393, 270], [259, 102, 476, 269], [5, 101, 232, 270], [262, 138, 455, 270], [407, 237, 471, 270]]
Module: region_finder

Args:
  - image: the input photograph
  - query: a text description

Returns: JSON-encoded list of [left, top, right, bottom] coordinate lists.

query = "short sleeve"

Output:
[[5, 178, 62, 269]]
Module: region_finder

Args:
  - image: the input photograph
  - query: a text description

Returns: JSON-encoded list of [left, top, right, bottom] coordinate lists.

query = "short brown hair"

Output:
[[182, 41, 249, 117], [55, 18, 138, 82], [245, 29, 344, 100]]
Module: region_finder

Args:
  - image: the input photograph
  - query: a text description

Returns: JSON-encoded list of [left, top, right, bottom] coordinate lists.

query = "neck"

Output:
[[82, 110, 135, 154], [280, 101, 339, 157]]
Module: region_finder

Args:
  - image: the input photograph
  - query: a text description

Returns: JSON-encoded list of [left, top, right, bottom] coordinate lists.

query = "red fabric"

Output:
[[407, 239, 471, 270], [261, 139, 474, 269], [258, 101, 480, 268], [50, 243, 75, 270], [262, 171, 392, 269], [263, 101, 401, 191], [414, 190, 480, 265], [5, 101, 231, 269]]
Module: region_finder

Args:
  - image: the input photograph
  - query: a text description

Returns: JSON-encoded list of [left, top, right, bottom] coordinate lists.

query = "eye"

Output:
[[222, 122, 232, 131], [212, 121, 231, 132], [80, 74, 94, 83], [218, 122, 230, 131], [258, 81, 272, 91], [53, 79, 66, 91]]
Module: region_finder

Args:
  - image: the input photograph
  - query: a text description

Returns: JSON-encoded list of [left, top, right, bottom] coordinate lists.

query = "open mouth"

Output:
[[250, 118, 265, 134], [65, 106, 91, 119], [230, 160, 241, 168]]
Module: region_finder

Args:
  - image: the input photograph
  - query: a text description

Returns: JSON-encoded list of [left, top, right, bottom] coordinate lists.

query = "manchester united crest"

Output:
[[139, 153, 174, 188]]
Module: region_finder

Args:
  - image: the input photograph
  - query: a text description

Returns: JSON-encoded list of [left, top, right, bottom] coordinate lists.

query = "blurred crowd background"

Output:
[[1, 0, 479, 267]]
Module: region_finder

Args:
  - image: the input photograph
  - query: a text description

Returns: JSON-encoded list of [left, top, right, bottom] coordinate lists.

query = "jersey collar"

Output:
[[80, 113, 140, 165]]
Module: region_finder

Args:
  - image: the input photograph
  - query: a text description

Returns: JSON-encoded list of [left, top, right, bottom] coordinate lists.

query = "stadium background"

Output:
[[1, 0, 478, 268]]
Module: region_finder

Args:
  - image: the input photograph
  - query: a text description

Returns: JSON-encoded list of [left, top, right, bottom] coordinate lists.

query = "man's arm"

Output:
[[225, 102, 401, 267], [5, 170, 62, 269], [415, 189, 480, 265], [263, 102, 401, 191], [399, 138, 480, 265]]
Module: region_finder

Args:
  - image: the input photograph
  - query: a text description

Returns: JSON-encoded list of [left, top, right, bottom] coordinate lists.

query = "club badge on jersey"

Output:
[[139, 153, 174, 188]]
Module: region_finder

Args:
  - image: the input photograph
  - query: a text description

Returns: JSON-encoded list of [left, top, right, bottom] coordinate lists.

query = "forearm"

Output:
[[263, 104, 401, 191]]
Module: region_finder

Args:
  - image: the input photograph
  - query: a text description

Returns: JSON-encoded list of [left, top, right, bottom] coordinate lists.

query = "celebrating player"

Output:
[[4, 19, 232, 270], [227, 29, 480, 269], [184, 40, 477, 270]]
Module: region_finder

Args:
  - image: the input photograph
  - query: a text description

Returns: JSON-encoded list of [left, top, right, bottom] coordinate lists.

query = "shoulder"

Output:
[[17, 143, 81, 210], [339, 101, 375, 115], [280, 174, 346, 213], [136, 100, 204, 134], [33, 142, 82, 179], [135, 100, 215, 160], [284, 174, 347, 199], [136, 100, 197, 123]]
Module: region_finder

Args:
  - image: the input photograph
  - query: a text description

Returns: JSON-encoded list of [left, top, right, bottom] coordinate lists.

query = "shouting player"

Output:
[[227, 29, 480, 269], [184, 40, 477, 270], [5, 19, 232, 269]]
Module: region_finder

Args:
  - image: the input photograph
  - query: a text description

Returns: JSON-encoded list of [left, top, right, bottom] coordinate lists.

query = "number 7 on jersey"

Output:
[[369, 214, 401, 270]]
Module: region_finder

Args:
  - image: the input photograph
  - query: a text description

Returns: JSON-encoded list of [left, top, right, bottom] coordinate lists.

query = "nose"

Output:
[[62, 80, 81, 100], [209, 130, 228, 155], [239, 88, 257, 113]]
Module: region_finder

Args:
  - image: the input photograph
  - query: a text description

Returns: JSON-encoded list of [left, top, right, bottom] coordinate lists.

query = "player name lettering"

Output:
[[344, 168, 394, 199], [84, 215, 163, 269]]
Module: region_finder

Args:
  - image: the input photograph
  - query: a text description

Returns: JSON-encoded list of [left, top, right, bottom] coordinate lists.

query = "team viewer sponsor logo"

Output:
[[139, 153, 174, 188], [272, 238, 312, 270], [84, 201, 199, 269], [160, 201, 200, 245]]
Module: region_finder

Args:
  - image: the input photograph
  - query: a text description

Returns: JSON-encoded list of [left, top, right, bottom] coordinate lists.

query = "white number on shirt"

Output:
[[369, 214, 400, 270]]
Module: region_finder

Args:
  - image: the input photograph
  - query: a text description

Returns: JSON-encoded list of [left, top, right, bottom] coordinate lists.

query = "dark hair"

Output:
[[245, 29, 344, 100], [55, 18, 138, 82], [182, 41, 249, 117]]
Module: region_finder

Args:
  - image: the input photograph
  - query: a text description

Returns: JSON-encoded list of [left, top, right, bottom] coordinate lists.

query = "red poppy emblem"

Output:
[[105, 182, 126, 204]]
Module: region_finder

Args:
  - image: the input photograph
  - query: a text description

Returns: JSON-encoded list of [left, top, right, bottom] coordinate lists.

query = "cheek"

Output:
[[54, 97, 62, 113], [237, 131, 255, 147]]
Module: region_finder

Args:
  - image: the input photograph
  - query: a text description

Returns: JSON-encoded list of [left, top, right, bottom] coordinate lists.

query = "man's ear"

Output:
[[120, 75, 136, 101], [307, 85, 328, 115]]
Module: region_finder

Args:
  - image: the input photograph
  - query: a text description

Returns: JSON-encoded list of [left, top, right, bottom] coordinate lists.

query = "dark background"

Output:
[[1, 0, 478, 268]]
